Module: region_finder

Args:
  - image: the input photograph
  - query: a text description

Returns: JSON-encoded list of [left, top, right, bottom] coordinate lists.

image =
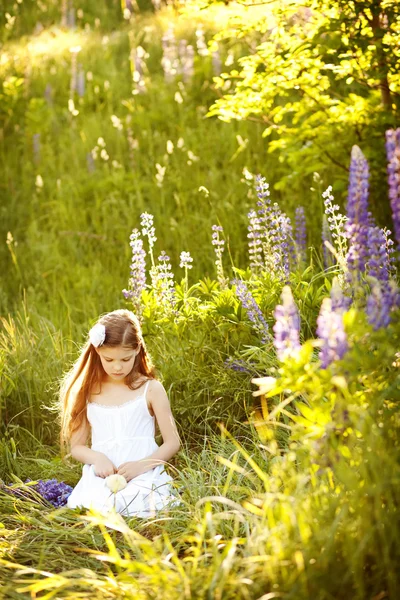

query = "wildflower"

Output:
[[345, 146, 371, 276], [322, 186, 348, 268], [365, 226, 390, 283], [166, 140, 174, 154], [123, 228, 146, 316], [179, 251, 193, 269], [330, 277, 352, 313], [366, 280, 400, 331], [5, 478, 73, 508], [155, 163, 166, 187], [247, 209, 263, 272], [156, 251, 177, 311], [35, 174, 43, 190], [385, 128, 400, 250], [316, 297, 348, 369], [232, 278, 270, 344], [273, 286, 301, 362], [294, 206, 307, 264], [105, 474, 127, 494], [174, 91, 183, 104], [111, 115, 123, 131], [224, 357, 251, 373], [251, 376, 277, 396], [211, 224, 228, 288], [140, 212, 157, 253]]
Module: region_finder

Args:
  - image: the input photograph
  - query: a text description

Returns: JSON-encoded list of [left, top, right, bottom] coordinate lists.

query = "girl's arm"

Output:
[[69, 418, 106, 465], [118, 380, 181, 478]]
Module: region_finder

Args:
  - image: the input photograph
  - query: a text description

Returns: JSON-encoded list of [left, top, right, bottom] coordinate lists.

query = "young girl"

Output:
[[59, 309, 182, 518]]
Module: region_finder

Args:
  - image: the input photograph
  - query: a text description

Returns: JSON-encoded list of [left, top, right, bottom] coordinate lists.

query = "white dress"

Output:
[[67, 380, 181, 518]]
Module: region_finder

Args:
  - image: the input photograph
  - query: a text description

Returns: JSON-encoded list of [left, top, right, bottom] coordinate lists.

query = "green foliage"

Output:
[[207, 0, 400, 222]]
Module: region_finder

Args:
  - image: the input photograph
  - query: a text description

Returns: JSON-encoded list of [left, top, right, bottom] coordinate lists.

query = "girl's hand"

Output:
[[93, 454, 117, 478], [117, 461, 143, 483]]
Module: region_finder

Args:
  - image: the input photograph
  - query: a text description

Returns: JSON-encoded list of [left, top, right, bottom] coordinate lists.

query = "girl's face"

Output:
[[96, 345, 140, 382]]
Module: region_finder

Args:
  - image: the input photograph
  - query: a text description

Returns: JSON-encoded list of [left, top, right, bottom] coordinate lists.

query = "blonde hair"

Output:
[[59, 309, 156, 458]]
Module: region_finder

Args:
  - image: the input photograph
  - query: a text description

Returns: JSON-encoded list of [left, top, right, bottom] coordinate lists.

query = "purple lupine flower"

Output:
[[273, 286, 301, 361], [4, 478, 73, 508], [330, 277, 352, 313], [316, 297, 348, 368], [123, 228, 147, 315], [365, 226, 390, 283], [366, 280, 400, 330], [211, 224, 228, 288], [247, 209, 263, 272], [295, 206, 307, 264], [232, 278, 270, 344], [345, 146, 371, 276], [224, 357, 252, 373], [156, 250, 177, 311], [385, 128, 400, 250]]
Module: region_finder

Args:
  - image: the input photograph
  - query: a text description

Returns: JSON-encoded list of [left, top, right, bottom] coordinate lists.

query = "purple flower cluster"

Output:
[[365, 226, 390, 283], [345, 146, 371, 276], [4, 478, 72, 508], [295, 206, 307, 264], [224, 357, 252, 373], [316, 298, 348, 368], [232, 278, 270, 344], [212, 225, 228, 288], [317, 279, 350, 369], [253, 175, 294, 282], [122, 228, 147, 315], [385, 128, 400, 250], [273, 286, 301, 361], [366, 280, 400, 330]]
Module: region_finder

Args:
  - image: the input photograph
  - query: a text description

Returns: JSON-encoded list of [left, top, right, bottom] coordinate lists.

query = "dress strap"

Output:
[[143, 379, 151, 399]]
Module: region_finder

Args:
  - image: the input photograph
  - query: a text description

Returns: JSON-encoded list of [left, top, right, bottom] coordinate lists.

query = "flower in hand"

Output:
[[117, 461, 143, 483], [105, 474, 127, 494]]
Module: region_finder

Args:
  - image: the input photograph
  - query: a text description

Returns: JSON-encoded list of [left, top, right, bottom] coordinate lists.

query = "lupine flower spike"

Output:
[[232, 278, 270, 344], [273, 286, 301, 361], [211, 225, 229, 288], [385, 128, 400, 251]]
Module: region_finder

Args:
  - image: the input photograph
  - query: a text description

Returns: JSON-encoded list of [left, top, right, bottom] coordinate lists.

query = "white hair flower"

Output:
[[89, 323, 106, 347], [105, 474, 127, 493]]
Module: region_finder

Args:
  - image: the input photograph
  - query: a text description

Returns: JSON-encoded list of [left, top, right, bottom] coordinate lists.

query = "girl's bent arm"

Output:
[[69, 418, 105, 465]]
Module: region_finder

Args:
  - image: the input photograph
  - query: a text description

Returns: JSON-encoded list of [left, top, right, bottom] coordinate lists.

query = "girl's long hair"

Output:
[[59, 309, 156, 458]]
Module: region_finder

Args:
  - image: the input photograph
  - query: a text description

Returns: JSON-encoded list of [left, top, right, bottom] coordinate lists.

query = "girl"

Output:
[[59, 309, 182, 518]]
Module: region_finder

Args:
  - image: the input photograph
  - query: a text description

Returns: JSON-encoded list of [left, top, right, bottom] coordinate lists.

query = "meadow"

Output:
[[1, 1, 400, 599]]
